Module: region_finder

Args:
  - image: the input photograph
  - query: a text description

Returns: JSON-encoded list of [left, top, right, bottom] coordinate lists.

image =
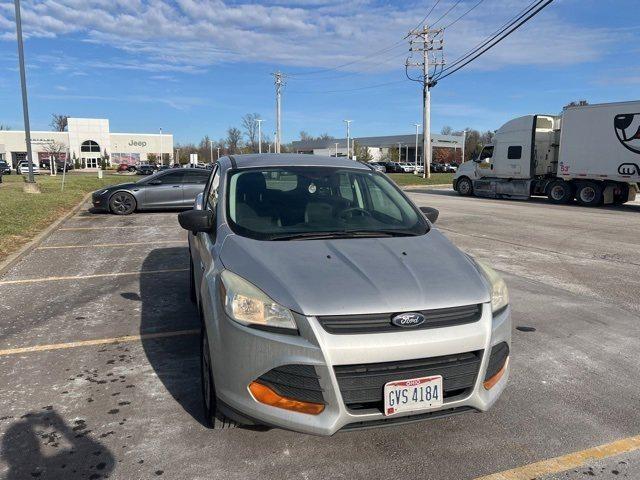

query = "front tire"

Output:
[[547, 180, 573, 204], [456, 177, 473, 196], [576, 182, 603, 207], [109, 192, 136, 215], [201, 324, 237, 429]]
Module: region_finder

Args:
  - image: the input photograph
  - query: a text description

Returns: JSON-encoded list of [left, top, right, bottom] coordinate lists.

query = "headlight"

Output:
[[220, 270, 296, 331], [475, 259, 509, 314], [96, 189, 110, 196]]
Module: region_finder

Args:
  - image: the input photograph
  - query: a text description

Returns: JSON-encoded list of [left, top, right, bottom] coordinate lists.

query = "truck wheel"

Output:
[[547, 180, 573, 204], [456, 177, 473, 196], [576, 182, 603, 207], [612, 184, 629, 205]]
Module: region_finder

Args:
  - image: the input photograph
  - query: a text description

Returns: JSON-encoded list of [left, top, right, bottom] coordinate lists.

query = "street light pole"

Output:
[[159, 127, 163, 165], [414, 123, 421, 174], [209, 139, 214, 164], [398, 142, 402, 162], [13, 0, 35, 186], [335, 142, 339, 157], [462, 129, 467, 163], [217, 147, 220, 159], [343, 120, 352, 159], [256, 119, 263, 154]]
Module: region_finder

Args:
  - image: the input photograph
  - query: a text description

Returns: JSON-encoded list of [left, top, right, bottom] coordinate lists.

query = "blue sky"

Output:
[[0, 0, 638, 144]]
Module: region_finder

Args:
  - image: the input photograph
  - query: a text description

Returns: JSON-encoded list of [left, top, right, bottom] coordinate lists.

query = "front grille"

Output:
[[256, 364, 324, 404], [334, 351, 483, 412], [317, 304, 482, 334]]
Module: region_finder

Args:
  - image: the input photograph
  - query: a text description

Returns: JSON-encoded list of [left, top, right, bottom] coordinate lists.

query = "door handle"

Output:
[[173, 185, 181, 188]]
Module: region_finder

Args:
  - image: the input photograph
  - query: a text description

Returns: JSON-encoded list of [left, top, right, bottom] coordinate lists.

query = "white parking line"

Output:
[[59, 225, 177, 231], [0, 268, 189, 286], [37, 240, 187, 250]]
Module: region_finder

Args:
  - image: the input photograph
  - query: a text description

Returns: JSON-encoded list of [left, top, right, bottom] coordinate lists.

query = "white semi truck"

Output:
[[453, 101, 640, 206]]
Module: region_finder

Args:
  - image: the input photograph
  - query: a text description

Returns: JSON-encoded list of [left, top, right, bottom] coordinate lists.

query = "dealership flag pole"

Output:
[[13, 0, 37, 187]]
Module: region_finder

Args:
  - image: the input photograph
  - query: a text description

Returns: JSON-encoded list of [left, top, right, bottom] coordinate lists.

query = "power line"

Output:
[[287, 79, 408, 95], [441, 0, 486, 30], [439, 0, 545, 74], [431, 0, 464, 27], [435, 0, 553, 81]]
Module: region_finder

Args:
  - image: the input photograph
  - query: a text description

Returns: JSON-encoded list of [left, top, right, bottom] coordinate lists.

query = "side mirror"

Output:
[[419, 206, 439, 224], [178, 209, 214, 233], [194, 192, 204, 210], [149, 179, 162, 185]]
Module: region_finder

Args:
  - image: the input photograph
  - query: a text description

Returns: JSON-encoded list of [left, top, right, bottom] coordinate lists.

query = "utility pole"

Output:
[[406, 25, 444, 179], [14, 0, 36, 187], [343, 120, 352, 159], [217, 147, 220, 159], [175, 148, 180, 166], [256, 119, 263, 154], [335, 142, 339, 157], [461, 129, 467, 163], [209, 139, 214, 164], [414, 123, 421, 174], [397, 142, 402, 162], [159, 127, 163, 165], [273, 72, 284, 153]]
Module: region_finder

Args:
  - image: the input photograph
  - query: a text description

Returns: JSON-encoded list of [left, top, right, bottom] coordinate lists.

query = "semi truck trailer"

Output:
[[453, 101, 640, 206]]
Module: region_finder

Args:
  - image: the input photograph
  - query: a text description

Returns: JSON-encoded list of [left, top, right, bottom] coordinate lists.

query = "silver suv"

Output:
[[178, 154, 511, 435]]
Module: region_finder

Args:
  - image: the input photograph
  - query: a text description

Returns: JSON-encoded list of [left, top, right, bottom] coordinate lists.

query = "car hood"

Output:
[[219, 229, 490, 316], [96, 182, 139, 194]]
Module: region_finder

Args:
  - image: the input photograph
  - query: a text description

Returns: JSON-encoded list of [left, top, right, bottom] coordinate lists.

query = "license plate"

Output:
[[383, 375, 443, 416]]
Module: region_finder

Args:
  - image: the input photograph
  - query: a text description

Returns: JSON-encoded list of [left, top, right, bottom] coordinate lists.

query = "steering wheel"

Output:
[[339, 207, 371, 219]]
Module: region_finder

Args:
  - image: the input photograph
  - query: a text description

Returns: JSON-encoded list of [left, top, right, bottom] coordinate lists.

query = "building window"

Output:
[[507, 146, 522, 160], [81, 140, 101, 153]]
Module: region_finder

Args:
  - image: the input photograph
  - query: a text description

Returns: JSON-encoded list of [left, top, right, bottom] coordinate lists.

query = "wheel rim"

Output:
[[580, 187, 596, 203], [550, 185, 565, 200], [112, 194, 133, 213], [459, 180, 470, 194], [201, 332, 212, 412]]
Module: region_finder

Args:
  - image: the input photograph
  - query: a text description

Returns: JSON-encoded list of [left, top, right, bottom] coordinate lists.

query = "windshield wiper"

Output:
[[270, 230, 417, 241]]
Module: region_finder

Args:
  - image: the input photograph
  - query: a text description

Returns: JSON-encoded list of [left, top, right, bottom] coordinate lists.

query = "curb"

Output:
[[402, 184, 452, 189], [0, 192, 92, 278]]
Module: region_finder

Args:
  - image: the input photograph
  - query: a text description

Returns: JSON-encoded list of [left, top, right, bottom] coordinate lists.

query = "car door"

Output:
[[191, 166, 220, 302], [181, 169, 210, 208], [142, 170, 186, 208]]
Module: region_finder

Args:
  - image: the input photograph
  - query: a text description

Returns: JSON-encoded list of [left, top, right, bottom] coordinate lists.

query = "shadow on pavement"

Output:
[[138, 246, 205, 425], [0, 410, 115, 480]]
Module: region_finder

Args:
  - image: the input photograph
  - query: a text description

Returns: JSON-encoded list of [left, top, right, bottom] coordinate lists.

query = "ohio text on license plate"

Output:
[[384, 375, 443, 416]]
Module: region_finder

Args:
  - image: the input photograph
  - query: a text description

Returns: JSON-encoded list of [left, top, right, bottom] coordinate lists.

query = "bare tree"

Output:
[[42, 141, 67, 175], [241, 113, 261, 151], [564, 100, 589, 109], [50, 114, 68, 132], [0, 124, 10, 130], [226, 127, 242, 154], [440, 126, 453, 135]]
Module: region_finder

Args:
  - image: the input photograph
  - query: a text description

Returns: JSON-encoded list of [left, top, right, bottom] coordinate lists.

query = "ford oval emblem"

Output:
[[391, 312, 426, 328]]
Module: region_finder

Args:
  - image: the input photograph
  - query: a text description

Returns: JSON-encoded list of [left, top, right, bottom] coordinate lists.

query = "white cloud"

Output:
[[0, 0, 629, 76]]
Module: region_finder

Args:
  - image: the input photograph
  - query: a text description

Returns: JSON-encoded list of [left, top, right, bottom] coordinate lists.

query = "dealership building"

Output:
[[0, 118, 173, 170]]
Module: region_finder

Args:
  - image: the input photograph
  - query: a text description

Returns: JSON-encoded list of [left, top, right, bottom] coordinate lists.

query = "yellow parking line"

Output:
[[0, 329, 200, 356], [37, 240, 187, 250], [0, 268, 188, 286], [475, 435, 640, 480], [60, 225, 177, 231]]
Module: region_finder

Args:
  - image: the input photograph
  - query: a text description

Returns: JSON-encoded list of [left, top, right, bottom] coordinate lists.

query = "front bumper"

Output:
[[207, 300, 511, 436], [91, 192, 111, 211]]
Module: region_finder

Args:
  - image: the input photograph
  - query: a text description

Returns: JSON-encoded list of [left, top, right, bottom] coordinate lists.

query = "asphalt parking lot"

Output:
[[1, 189, 639, 480]]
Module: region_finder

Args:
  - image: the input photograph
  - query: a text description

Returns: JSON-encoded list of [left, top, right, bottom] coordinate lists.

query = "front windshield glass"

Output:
[[226, 167, 428, 240]]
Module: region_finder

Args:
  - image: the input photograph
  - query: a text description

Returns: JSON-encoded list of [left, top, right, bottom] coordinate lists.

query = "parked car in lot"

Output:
[[399, 163, 417, 173], [442, 163, 457, 173], [368, 162, 386, 173], [17, 161, 40, 175], [415, 164, 425, 173], [117, 163, 137, 173], [178, 153, 511, 435], [136, 164, 156, 175], [91, 168, 210, 214], [0, 160, 12, 175]]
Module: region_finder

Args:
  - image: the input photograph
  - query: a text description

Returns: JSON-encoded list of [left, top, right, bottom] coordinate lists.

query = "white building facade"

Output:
[[0, 118, 173, 170]]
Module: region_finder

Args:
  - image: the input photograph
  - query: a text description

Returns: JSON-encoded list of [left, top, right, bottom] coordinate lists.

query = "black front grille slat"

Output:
[[317, 304, 482, 334], [256, 365, 324, 404], [341, 406, 477, 430], [334, 351, 483, 412]]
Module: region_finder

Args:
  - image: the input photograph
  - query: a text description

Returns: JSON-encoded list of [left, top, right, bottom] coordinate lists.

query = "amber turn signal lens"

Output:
[[249, 381, 325, 415], [483, 357, 509, 390]]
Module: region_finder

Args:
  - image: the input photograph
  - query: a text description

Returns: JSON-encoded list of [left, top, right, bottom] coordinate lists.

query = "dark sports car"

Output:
[[92, 168, 210, 215]]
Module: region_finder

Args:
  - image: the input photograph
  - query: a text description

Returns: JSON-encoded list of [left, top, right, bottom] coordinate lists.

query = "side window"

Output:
[[182, 170, 210, 184], [479, 146, 494, 160], [507, 146, 522, 160], [363, 177, 402, 221], [206, 168, 220, 212], [156, 171, 185, 184]]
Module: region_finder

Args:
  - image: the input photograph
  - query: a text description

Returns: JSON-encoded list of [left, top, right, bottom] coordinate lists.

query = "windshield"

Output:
[[226, 167, 428, 240]]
